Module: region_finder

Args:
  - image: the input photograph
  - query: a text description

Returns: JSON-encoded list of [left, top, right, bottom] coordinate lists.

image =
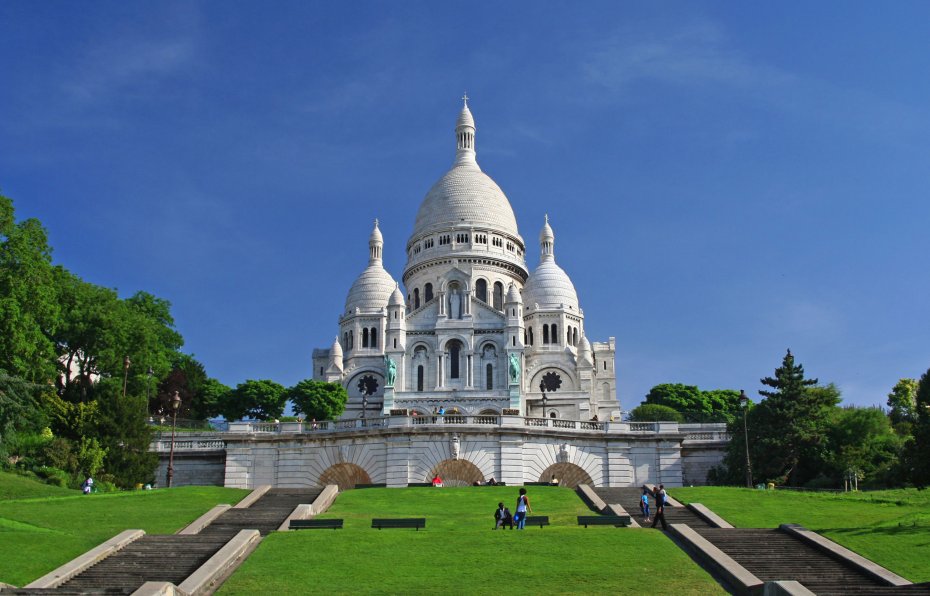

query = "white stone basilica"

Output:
[[313, 99, 619, 421]]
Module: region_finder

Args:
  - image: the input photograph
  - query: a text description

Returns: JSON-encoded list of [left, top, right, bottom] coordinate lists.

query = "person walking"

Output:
[[514, 487, 532, 530], [650, 485, 667, 530], [640, 487, 651, 522]]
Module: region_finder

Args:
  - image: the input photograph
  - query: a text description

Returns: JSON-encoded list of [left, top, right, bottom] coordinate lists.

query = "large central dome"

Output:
[[409, 101, 520, 242]]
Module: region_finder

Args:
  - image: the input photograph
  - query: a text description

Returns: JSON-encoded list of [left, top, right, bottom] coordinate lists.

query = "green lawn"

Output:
[[0, 474, 250, 587], [219, 487, 727, 596], [0, 470, 79, 500], [672, 487, 930, 583]]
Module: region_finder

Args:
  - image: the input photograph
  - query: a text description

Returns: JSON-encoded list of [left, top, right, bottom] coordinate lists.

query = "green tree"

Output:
[[721, 350, 838, 486], [220, 379, 287, 421], [93, 379, 157, 488], [0, 369, 45, 457], [287, 379, 348, 421], [701, 389, 742, 423], [908, 367, 930, 487], [643, 383, 740, 422], [887, 378, 918, 434], [824, 406, 902, 488], [0, 195, 60, 384], [629, 403, 683, 422]]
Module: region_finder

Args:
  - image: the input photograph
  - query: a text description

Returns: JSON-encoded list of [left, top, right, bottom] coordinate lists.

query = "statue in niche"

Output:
[[508, 353, 521, 384], [450, 434, 460, 460], [384, 356, 397, 387], [449, 288, 462, 319]]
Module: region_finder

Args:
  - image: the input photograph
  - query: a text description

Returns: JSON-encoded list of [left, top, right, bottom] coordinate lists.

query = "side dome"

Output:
[[523, 215, 580, 311], [345, 220, 398, 312], [410, 100, 520, 240]]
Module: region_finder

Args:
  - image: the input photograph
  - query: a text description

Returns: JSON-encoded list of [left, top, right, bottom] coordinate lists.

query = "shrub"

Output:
[[629, 404, 683, 422], [35, 465, 72, 488]]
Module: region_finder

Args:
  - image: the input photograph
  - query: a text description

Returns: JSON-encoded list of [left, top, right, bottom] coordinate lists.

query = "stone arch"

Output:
[[429, 459, 484, 487], [478, 408, 500, 415], [539, 462, 592, 488], [319, 463, 371, 491], [529, 366, 578, 392]]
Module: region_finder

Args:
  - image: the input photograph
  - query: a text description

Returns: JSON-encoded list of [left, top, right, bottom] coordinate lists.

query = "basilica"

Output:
[[312, 100, 619, 421]]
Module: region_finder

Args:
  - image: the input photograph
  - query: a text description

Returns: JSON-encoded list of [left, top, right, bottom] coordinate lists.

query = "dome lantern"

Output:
[[369, 219, 383, 264]]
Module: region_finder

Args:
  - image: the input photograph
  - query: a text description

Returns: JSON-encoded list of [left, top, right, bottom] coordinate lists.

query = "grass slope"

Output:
[[0, 480, 250, 587], [0, 470, 78, 500], [220, 487, 726, 595], [672, 487, 930, 583]]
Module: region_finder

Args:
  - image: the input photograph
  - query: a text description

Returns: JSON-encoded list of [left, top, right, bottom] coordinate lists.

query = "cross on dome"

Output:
[[462, 92, 469, 106]]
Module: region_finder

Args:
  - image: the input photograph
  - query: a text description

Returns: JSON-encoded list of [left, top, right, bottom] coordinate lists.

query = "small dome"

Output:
[[345, 265, 397, 312], [578, 335, 591, 352], [330, 336, 343, 358], [388, 284, 405, 307], [523, 216, 579, 311], [456, 103, 475, 129], [523, 260, 579, 311], [369, 219, 383, 244], [505, 283, 522, 304]]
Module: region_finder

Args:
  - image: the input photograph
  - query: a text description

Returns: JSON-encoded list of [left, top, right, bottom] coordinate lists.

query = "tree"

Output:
[[93, 379, 157, 488], [287, 379, 347, 421], [643, 383, 741, 422], [0, 195, 60, 384], [220, 379, 287, 421], [722, 350, 838, 486], [0, 369, 45, 456], [908, 367, 930, 487], [824, 406, 901, 488], [629, 403, 683, 422], [887, 378, 918, 434]]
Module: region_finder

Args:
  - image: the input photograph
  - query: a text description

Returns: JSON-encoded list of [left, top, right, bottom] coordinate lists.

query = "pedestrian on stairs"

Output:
[[640, 487, 651, 522], [650, 485, 667, 530]]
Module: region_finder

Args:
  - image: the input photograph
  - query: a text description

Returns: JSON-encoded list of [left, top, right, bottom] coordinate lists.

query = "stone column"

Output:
[[437, 354, 444, 388], [466, 354, 473, 388]]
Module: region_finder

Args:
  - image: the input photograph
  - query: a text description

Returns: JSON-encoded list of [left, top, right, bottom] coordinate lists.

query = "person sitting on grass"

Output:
[[494, 502, 514, 530], [432, 474, 443, 487]]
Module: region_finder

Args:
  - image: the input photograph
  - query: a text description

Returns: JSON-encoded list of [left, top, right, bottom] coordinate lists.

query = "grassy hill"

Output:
[[672, 486, 930, 583], [0, 473, 249, 587], [0, 470, 79, 500], [219, 487, 727, 596]]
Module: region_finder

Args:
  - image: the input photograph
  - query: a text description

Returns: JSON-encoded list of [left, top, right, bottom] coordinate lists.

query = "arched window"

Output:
[[349, 330, 354, 349], [543, 325, 549, 344], [551, 324, 558, 345], [393, 337, 397, 348], [343, 332, 348, 350], [370, 327, 377, 348], [493, 282, 504, 310], [529, 327, 534, 346], [486, 363, 493, 390], [567, 327, 571, 344], [414, 288, 420, 309], [573, 327, 578, 346], [425, 283, 433, 302], [449, 340, 461, 379], [319, 366, 323, 376], [417, 366, 424, 392], [476, 279, 488, 302], [362, 328, 369, 348], [550, 411, 557, 419]]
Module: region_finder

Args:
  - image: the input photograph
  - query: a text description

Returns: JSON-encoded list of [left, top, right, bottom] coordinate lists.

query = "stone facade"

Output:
[[312, 100, 618, 421], [153, 420, 729, 490]]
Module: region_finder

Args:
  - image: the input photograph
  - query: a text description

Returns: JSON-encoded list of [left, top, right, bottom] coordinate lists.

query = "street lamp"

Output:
[[738, 390, 753, 489], [146, 367, 154, 403], [539, 380, 547, 418], [122, 356, 131, 398], [167, 391, 181, 488], [362, 396, 368, 420]]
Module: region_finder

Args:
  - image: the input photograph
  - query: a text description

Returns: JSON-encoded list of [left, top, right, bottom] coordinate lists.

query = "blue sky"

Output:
[[2, 2, 929, 409]]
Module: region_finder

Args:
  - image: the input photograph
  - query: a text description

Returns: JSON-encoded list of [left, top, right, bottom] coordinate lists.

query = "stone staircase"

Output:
[[593, 487, 710, 527], [7, 488, 323, 595], [693, 527, 930, 595]]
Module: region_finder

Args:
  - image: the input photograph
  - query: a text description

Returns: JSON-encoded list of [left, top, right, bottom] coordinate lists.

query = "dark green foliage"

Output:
[[908, 367, 930, 487], [152, 354, 227, 420], [629, 403, 683, 422], [287, 379, 348, 421], [93, 380, 157, 488], [887, 378, 918, 433], [220, 379, 288, 421], [825, 406, 902, 488], [642, 383, 741, 422], [0, 195, 60, 384], [0, 369, 45, 455], [721, 350, 839, 486]]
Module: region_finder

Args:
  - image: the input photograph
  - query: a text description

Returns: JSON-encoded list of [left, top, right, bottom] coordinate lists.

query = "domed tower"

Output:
[[327, 219, 399, 417], [394, 97, 528, 414]]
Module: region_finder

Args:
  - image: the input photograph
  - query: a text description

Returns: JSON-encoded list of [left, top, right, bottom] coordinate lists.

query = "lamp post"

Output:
[[362, 396, 368, 420], [167, 391, 181, 488], [738, 390, 753, 488], [122, 356, 131, 398], [146, 367, 154, 403], [539, 380, 547, 418]]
